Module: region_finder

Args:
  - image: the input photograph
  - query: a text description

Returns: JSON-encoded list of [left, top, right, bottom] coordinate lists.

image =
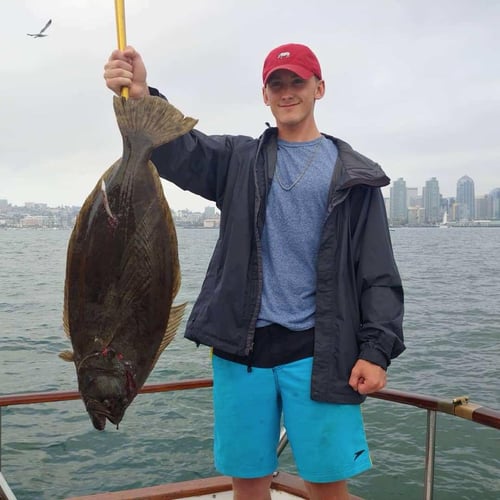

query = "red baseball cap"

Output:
[[262, 43, 322, 84]]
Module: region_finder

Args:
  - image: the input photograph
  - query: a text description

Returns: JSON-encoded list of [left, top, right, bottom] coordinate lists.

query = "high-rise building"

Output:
[[456, 175, 475, 220], [407, 187, 420, 207], [422, 177, 441, 224], [489, 188, 500, 220], [390, 178, 408, 225], [475, 195, 489, 220]]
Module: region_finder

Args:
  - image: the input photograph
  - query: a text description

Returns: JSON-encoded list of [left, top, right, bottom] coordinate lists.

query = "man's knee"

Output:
[[232, 475, 273, 500], [304, 478, 350, 500]]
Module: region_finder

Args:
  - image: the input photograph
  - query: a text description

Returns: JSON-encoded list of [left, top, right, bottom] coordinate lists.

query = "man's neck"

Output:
[[276, 121, 321, 142]]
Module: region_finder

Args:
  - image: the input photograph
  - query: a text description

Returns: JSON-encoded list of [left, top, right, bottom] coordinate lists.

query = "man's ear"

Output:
[[315, 80, 325, 100], [262, 86, 270, 106]]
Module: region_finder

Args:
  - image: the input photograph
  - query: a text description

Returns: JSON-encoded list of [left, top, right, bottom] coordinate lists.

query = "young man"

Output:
[[104, 43, 405, 500]]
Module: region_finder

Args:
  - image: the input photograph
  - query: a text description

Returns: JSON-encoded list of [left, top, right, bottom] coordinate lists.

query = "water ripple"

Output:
[[1, 228, 499, 500]]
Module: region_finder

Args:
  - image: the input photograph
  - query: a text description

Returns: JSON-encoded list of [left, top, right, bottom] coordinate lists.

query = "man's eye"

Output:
[[268, 81, 282, 89], [292, 79, 306, 86]]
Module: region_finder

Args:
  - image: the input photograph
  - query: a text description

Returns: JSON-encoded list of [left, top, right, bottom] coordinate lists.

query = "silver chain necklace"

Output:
[[275, 141, 320, 191]]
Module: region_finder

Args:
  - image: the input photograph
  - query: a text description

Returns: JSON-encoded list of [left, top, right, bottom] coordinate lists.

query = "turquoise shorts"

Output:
[[212, 355, 372, 482]]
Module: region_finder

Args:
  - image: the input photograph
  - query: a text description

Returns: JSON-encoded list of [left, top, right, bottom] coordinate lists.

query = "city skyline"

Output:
[[0, 199, 220, 229], [387, 173, 500, 225], [2, 172, 499, 211], [384, 173, 499, 200]]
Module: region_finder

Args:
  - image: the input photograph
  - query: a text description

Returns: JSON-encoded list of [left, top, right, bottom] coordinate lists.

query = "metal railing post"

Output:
[[423, 410, 437, 500], [276, 427, 289, 457]]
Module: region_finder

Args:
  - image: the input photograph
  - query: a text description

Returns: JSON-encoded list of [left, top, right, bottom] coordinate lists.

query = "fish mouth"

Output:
[[90, 411, 107, 431], [85, 398, 125, 431]]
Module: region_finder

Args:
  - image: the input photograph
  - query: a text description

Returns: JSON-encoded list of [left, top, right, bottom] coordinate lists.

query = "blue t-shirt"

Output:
[[256, 135, 338, 330]]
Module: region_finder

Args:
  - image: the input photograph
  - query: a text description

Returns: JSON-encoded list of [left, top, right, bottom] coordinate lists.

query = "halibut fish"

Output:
[[60, 96, 197, 430]]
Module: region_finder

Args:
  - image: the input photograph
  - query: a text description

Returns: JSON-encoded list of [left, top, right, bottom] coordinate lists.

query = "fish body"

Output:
[[61, 96, 197, 430]]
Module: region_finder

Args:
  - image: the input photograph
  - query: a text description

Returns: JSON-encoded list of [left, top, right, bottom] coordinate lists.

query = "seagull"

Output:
[[27, 19, 52, 38]]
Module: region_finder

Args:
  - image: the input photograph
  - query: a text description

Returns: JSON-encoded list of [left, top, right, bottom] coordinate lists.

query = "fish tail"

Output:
[[113, 95, 198, 150]]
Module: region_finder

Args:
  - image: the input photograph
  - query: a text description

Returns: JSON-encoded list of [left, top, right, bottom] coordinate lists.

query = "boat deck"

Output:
[[65, 471, 363, 499]]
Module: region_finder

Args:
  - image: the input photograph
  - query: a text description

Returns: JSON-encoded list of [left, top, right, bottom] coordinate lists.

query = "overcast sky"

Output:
[[1, 0, 499, 212]]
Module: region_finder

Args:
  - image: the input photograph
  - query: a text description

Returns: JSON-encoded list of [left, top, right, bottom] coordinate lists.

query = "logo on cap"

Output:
[[277, 51, 290, 59]]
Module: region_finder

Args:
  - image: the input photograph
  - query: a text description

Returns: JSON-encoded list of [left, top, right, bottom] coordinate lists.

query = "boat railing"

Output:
[[0, 379, 499, 500]]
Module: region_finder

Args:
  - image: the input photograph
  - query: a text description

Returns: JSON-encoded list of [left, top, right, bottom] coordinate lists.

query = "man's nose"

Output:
[[279, 86, 295, 97]]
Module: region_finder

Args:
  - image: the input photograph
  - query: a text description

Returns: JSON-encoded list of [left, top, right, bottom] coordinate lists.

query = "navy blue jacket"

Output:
[[151, 125, 405, 404]]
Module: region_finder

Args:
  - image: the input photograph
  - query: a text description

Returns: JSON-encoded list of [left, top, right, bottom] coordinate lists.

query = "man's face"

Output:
[[262, 69, 325, 129]]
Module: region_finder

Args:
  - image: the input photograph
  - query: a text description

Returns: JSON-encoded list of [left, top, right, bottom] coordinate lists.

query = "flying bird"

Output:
[[27, 19, 52, 38]]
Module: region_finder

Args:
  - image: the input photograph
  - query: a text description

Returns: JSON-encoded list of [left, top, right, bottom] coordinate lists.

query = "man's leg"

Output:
[[277, 358, 372, 488], [232, 475, 274, 500], [304, 479, 350, 500], [212, 355, 281, 485]]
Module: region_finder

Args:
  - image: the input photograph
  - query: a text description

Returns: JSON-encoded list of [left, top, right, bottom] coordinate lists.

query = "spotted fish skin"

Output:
[[61, 96, 197, 430]]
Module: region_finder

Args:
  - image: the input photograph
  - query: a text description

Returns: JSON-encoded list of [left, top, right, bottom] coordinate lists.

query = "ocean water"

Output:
[[0, 227, 499, 500]]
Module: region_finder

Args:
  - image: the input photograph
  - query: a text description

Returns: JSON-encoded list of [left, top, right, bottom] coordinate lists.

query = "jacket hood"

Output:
[[330, 136, 390, 189], [259, 128, 390, 190]]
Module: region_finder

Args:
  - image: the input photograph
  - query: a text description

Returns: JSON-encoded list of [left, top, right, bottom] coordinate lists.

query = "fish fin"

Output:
[[171, 260, 182, 299], [59, 350, 74, 362], [113, 95, 198, 150], [62, 276, 71, 338], [62, 307, 70, 338], [151, 302, 187, 368]]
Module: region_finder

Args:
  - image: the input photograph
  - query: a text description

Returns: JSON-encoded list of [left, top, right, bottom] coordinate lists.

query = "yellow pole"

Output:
[[114, 0, 129, 99]]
